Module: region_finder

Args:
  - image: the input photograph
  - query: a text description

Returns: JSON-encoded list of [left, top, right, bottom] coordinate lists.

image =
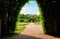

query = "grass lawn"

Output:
[[14, 22, 29, 34], [34, 22, 41, 25]]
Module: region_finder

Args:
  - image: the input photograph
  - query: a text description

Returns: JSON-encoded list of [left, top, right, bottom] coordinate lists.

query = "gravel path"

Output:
[[2, 23, 60, 39], [21, 23, 59, 39]]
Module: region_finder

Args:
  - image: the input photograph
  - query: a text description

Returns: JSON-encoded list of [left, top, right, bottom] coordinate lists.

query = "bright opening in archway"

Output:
[[20, 1, 40, 15], [14, 0, 46, 34]]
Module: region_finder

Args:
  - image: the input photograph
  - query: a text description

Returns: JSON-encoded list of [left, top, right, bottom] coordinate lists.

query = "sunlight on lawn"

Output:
[[14, 22, 29, 33], [34, 22, 41, 25]]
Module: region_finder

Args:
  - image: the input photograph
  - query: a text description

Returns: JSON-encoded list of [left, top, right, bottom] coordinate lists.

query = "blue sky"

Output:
[[20, 1, 40, 15]]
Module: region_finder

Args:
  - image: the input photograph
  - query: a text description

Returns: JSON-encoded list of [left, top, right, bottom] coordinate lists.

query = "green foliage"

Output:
[[39, 7, 46, 33], [34, 22, 40, 25], [14, 22, 29, 33], [18, 14, 40, 22], [36, 2, 46, 33]]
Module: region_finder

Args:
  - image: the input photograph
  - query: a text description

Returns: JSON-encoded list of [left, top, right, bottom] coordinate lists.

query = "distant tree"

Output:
[[18, 14, 40, 22]]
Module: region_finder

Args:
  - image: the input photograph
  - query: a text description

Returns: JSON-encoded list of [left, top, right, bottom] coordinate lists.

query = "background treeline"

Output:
[[17, 14, 40, 22]]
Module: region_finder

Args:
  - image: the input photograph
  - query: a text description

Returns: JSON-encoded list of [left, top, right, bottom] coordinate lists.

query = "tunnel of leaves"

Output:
[[0, 0, 60, 37]]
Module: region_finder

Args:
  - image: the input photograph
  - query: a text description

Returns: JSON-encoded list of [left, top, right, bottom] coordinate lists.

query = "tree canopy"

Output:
[[18, 14, 40, 22]]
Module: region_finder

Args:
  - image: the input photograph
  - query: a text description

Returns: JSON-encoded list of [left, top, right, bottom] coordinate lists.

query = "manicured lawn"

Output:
[[34, 22, 41, 25], [34, 22, 43, 26], [14, 22, 29, 34]]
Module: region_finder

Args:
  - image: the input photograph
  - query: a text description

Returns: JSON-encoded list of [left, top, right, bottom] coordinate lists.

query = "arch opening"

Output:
[[14, 0, 46, 34]]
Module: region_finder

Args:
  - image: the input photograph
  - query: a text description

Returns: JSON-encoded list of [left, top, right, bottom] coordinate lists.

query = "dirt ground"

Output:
[[2, 23, 60, 39]]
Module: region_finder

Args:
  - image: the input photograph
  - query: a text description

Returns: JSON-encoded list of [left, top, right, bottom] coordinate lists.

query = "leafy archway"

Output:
[[14, 0, 46, 34]]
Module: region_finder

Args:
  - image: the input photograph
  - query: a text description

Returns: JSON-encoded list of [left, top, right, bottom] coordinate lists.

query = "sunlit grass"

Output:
[[14, 22, 29, 34], [34, 22, 41, 25], [14, 27, 25, 33], [16, 22, 29, 26]]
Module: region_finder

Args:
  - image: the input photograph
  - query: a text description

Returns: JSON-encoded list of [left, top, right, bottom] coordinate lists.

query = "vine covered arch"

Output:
[[1, 0, 60, 37], [1, 0, 28, 37]]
